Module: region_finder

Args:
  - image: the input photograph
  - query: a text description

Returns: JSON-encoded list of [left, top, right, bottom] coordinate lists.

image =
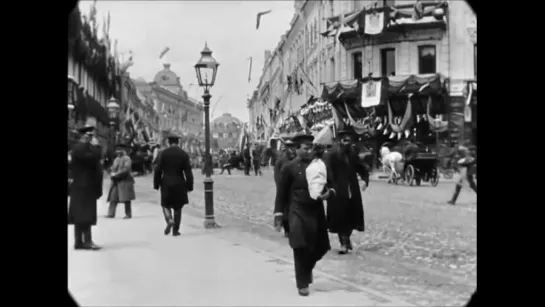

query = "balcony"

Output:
[[338, 1, 448, 48]]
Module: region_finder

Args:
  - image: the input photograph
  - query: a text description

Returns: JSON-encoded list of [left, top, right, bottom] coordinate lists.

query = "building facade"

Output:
[[249, 0, 476, 144], [118, 75, 160, 145], [211, 113, 244, 149], [135, 63, 205, 144], [68, 5, 120, 154]]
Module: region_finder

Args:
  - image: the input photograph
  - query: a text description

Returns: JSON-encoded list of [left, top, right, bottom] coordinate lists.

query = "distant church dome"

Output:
[[211, 113, 243, 149]]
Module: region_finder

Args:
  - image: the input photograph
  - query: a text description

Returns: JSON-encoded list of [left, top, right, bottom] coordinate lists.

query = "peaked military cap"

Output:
[[292, 134, 314, 144], [77, 125, 95, 134]]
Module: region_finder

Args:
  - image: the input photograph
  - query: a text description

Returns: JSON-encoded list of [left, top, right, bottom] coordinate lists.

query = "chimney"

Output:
[[264, 50, 272, 63]]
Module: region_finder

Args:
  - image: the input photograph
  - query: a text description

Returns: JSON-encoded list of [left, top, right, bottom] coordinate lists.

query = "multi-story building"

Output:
[[250, 0, 477, 144], [118, 75, 160, 144], [136, 62, 204, 145], [68, 5, 120, 154], [211, 113, 244, 149]]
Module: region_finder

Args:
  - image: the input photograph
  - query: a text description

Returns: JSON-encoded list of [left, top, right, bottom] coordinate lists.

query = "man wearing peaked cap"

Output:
[[274, 133, 333, 296], [68, 124, 103, 250], [153, 130, 194, 236], [77, 125, 96, 134], [336, 129, 357, 139], [324, 128, 369, 255], [273, 137, 298, 237]]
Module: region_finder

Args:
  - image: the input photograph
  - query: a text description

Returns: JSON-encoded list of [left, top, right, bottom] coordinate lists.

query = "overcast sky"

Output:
[[78, 0, 295, 122]]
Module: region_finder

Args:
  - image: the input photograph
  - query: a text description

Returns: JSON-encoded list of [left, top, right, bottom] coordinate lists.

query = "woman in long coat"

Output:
[[106, 143, 136, 218], [68, 125, 103, 250], [324, 130, 369, 254]]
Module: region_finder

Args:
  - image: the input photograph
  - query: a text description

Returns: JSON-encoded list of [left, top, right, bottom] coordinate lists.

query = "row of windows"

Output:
[[213, 132, 237, 139], [351, 44, 477, 80], [351, 45, 438, 79]]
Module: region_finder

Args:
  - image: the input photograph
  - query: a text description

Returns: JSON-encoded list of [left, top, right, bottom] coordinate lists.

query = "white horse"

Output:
[[379, 146, 404, 183]]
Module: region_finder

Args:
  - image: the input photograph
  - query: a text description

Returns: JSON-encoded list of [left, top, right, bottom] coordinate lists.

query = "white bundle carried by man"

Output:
[[306, 158, 327, 200]]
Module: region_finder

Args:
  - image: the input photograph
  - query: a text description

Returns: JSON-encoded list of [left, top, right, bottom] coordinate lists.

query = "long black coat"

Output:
[[273, 152, 294, 224], [273, 152, 293, 186], [275, 157, 331, 258], [153, 146, 194, 210], [324, 146, 369, 234], [68, 142, 103, 225]]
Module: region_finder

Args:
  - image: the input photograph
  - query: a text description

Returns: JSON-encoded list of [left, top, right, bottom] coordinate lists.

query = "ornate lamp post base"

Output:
[[203, 177, 221, 228]]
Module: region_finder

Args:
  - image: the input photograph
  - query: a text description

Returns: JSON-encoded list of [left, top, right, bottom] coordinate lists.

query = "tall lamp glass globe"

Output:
[[107, 96, 121, 121], [194, 42, 220, 88]]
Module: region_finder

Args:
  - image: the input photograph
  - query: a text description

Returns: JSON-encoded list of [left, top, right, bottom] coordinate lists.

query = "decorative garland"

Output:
[[388, 100, 412, 134], [426, 96, 448, 132]]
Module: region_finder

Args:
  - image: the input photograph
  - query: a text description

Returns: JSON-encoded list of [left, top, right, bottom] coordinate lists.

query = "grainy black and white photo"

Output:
[[68, 0, 477, 306]]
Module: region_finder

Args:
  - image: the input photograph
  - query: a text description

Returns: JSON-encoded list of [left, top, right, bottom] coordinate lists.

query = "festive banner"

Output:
[[364, 12, 384, 35], [361, 79, 382, 108]]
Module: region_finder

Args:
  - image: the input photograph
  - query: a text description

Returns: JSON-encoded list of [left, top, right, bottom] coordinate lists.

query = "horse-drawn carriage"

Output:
[[382, 141, 440, 187], [402, 152, 440, 187]]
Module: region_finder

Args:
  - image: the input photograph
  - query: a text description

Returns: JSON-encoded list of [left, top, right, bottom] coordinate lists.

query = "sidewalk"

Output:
[[69, 198, 412, 306]]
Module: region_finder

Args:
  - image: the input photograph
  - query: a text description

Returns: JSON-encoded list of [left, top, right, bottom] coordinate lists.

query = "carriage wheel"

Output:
[[405, 165, 415, 186], [430, 167, 440, 187]]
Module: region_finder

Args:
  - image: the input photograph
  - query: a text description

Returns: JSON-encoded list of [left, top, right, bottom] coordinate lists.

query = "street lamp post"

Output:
[[107, 96, 121, 154], [194, 42, 221, 229]]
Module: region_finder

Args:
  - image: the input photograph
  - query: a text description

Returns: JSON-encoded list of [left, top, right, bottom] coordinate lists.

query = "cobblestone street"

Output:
[[131, 169, 476, 306]]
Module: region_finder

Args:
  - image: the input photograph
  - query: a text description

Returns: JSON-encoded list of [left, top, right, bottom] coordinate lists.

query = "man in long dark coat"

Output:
[[273, 139, 296, 237], [68, 125, 103, 250], [242, 144, 251, 175], [153, 133, 194, 236], [324, 130, 369, 254], [274, 134, 333, 296], [251, 144, 262, 176]]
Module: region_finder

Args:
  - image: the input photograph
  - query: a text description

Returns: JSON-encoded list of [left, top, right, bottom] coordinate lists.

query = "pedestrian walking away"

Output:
[[251, 143, 262, 176], [274, 134, 332, 297], [243, 144, 252, 175], [273, 138, 296, 237], [153, 133, 194, 236], [68, 125, 104, 250], [448, 145, 477, 205], [106, 143, 136, 219], [324, 129, 369, 255]]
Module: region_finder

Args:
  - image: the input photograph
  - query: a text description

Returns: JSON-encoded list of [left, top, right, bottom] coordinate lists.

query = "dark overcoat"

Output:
[[107, 155, 136, 203], [273, 152, 294, 224], [68, 142, 103, 225], [273, 152, 292, 186], [323, 146, 369, 234], [153, 146, 194, 210], [275, 157, 331, 258]]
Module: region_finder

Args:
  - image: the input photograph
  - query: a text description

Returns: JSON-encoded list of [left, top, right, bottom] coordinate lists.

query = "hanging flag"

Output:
[[120, 51, 134, 73], [256, 10, 272, 30], [297, 65, 318, 96], [247, 57, 253, 83], [365, 11, 385, 35], [159, 47, 170, 59], [361, 79, 382, 108]]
